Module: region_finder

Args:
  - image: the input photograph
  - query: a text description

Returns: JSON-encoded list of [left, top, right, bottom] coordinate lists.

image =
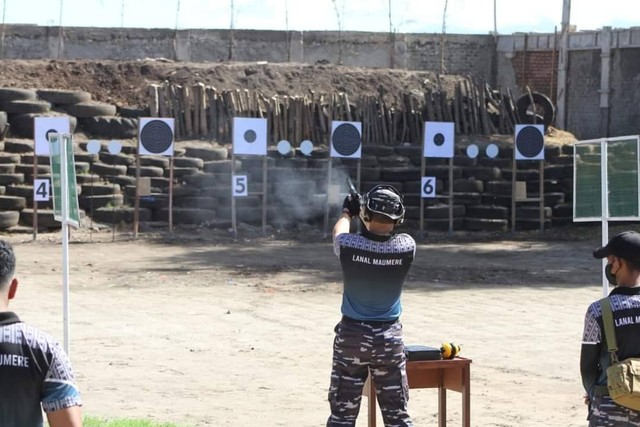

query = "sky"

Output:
[[1, 0, 639, 35]]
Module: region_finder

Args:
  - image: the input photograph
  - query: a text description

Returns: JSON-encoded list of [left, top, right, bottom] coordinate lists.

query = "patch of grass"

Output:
[[82, 417, 182, 427]]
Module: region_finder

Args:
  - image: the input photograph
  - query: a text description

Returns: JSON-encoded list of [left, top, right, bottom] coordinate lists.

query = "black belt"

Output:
[[341, 315, 399, 327]]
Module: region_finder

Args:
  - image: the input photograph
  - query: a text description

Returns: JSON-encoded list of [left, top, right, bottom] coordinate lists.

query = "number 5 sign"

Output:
[[421, 176, 436, 198], [232, 175, 248, 197], [33, 179, 51, 201]]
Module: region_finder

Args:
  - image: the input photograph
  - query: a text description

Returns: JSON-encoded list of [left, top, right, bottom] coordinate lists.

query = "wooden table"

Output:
[[363, 357, 472, 427]]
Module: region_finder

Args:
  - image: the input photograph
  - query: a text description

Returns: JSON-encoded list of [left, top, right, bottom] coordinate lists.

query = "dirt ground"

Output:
[[0, 59, 460, 109], [2, 223, 621, 427]]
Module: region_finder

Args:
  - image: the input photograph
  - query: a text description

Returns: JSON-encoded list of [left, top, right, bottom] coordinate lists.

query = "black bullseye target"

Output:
[[515, 124, 544, 160], [140, 119, 174, 155], [244, 129, 257, 143], [433, 133, 445, 146], [331, 123, 361, 157], [423, 122, 454, 158]]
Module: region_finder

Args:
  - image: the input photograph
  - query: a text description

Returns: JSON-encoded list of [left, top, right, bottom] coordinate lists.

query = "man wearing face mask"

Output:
[[581, 230, 640, 425]]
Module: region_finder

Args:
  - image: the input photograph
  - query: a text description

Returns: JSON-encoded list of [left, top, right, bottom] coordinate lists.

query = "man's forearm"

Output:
[[333, 212, 351, 240]]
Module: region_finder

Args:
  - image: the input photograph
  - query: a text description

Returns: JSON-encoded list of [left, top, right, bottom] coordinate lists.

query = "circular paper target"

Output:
[[140, 120, 173, 154], [244, 130, 257, 143], [277, 140, 292, 156], [433, 133, 446, 147], [466, 144, 479, 159], [86, 140, 101, 154], [300, 140, 314, 156], [516, 126, 544, 158], [331, 123, 361, 156], [108, 140, 122, 155], [486, 144, 499, 158]]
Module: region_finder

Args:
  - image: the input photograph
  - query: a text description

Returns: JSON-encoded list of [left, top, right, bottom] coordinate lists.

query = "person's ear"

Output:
[[7, 278, 17, 300]]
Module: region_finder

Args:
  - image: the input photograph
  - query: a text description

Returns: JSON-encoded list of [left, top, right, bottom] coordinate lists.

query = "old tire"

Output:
[[0, 196, 26, 210], [1, 100, 51, 114], [0, 211, 20, 229], [0, 88, 37, 102], [60, 102, 117, 118], [516, 92, 555, 129], [36, 89, 92, 105]]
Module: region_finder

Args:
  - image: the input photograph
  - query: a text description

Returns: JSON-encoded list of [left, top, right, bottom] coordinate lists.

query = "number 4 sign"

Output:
[[34, 179, 51, 201], [421, 176, 436, 198], [232, 175, 248, 197]]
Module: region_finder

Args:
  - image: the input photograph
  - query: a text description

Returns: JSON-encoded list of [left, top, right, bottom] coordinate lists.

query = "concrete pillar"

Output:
[[47, 27, 64, 59], [174, 29, 191, 62], [289, 31, 304, 63], [392, 33, 407, 70], [556, 0, 571, 129], [599, 27, 612, 137]]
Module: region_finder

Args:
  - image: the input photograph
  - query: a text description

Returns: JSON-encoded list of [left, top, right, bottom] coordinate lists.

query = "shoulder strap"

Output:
[[600, 297, 620, 364]]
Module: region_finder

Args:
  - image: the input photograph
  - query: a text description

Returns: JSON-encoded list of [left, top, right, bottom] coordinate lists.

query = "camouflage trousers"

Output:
[[326, 317, 413, 427], [589, 395, 640, 426]]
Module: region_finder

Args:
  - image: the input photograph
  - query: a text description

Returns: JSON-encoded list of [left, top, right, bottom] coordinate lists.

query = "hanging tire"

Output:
[[36, 89, 92, 105], [516, 92, 555, 129]]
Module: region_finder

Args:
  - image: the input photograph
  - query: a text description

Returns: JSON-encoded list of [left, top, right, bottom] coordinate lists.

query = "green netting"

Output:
[[575, 143, 602, 218], [574, 138, 639, 219], [608, 139, 639, 217]]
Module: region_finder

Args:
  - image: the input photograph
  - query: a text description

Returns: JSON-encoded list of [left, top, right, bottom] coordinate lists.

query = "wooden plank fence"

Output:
[[148, 77, 521, 145]]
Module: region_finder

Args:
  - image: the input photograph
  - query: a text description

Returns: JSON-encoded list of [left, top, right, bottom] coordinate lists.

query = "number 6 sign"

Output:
[[421, 176, 436, 198], [232, 175, 248, 197]]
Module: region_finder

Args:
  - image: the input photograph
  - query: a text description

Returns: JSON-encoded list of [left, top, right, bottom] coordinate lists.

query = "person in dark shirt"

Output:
[[581, 230, 640, 425], [0, 239, 83, 427], [326, 185, 415, 427]]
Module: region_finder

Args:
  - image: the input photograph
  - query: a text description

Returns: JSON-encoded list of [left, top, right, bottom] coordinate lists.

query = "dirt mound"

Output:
[[0, 59, 461, 109]]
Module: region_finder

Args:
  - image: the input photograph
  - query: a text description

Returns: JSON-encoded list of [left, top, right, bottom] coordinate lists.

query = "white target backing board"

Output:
[[515, 124, 545, 160], [424, 121, 454, 158], [35, 117, 70, 155], [330, 121, 362, 159], [139, 118, 175, 156], [233, 117, 267, 156]]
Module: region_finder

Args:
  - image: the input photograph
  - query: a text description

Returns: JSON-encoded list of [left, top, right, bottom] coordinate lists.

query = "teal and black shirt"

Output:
[[334, 228, 416, 321], [0, 312, 82, 427]]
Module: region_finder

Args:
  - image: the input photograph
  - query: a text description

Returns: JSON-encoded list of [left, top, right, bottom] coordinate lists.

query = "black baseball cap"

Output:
[[593, 231, 640, 264]]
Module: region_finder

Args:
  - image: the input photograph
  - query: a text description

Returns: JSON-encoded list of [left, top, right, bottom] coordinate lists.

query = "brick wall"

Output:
[[511, 50, 558, 102]]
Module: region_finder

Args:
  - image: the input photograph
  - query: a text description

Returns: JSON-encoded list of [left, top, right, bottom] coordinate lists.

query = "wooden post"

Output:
[[149, 84, 160, 117], [182, 86, 193, 137], [169, 156, 174, 233]]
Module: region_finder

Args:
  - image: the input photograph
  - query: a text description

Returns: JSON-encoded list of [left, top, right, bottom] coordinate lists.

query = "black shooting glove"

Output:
[[342, 195, 361, 217]]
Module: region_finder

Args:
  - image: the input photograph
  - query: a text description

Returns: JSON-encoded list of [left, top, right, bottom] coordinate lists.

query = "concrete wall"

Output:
[[3, 25, 640, 139]]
